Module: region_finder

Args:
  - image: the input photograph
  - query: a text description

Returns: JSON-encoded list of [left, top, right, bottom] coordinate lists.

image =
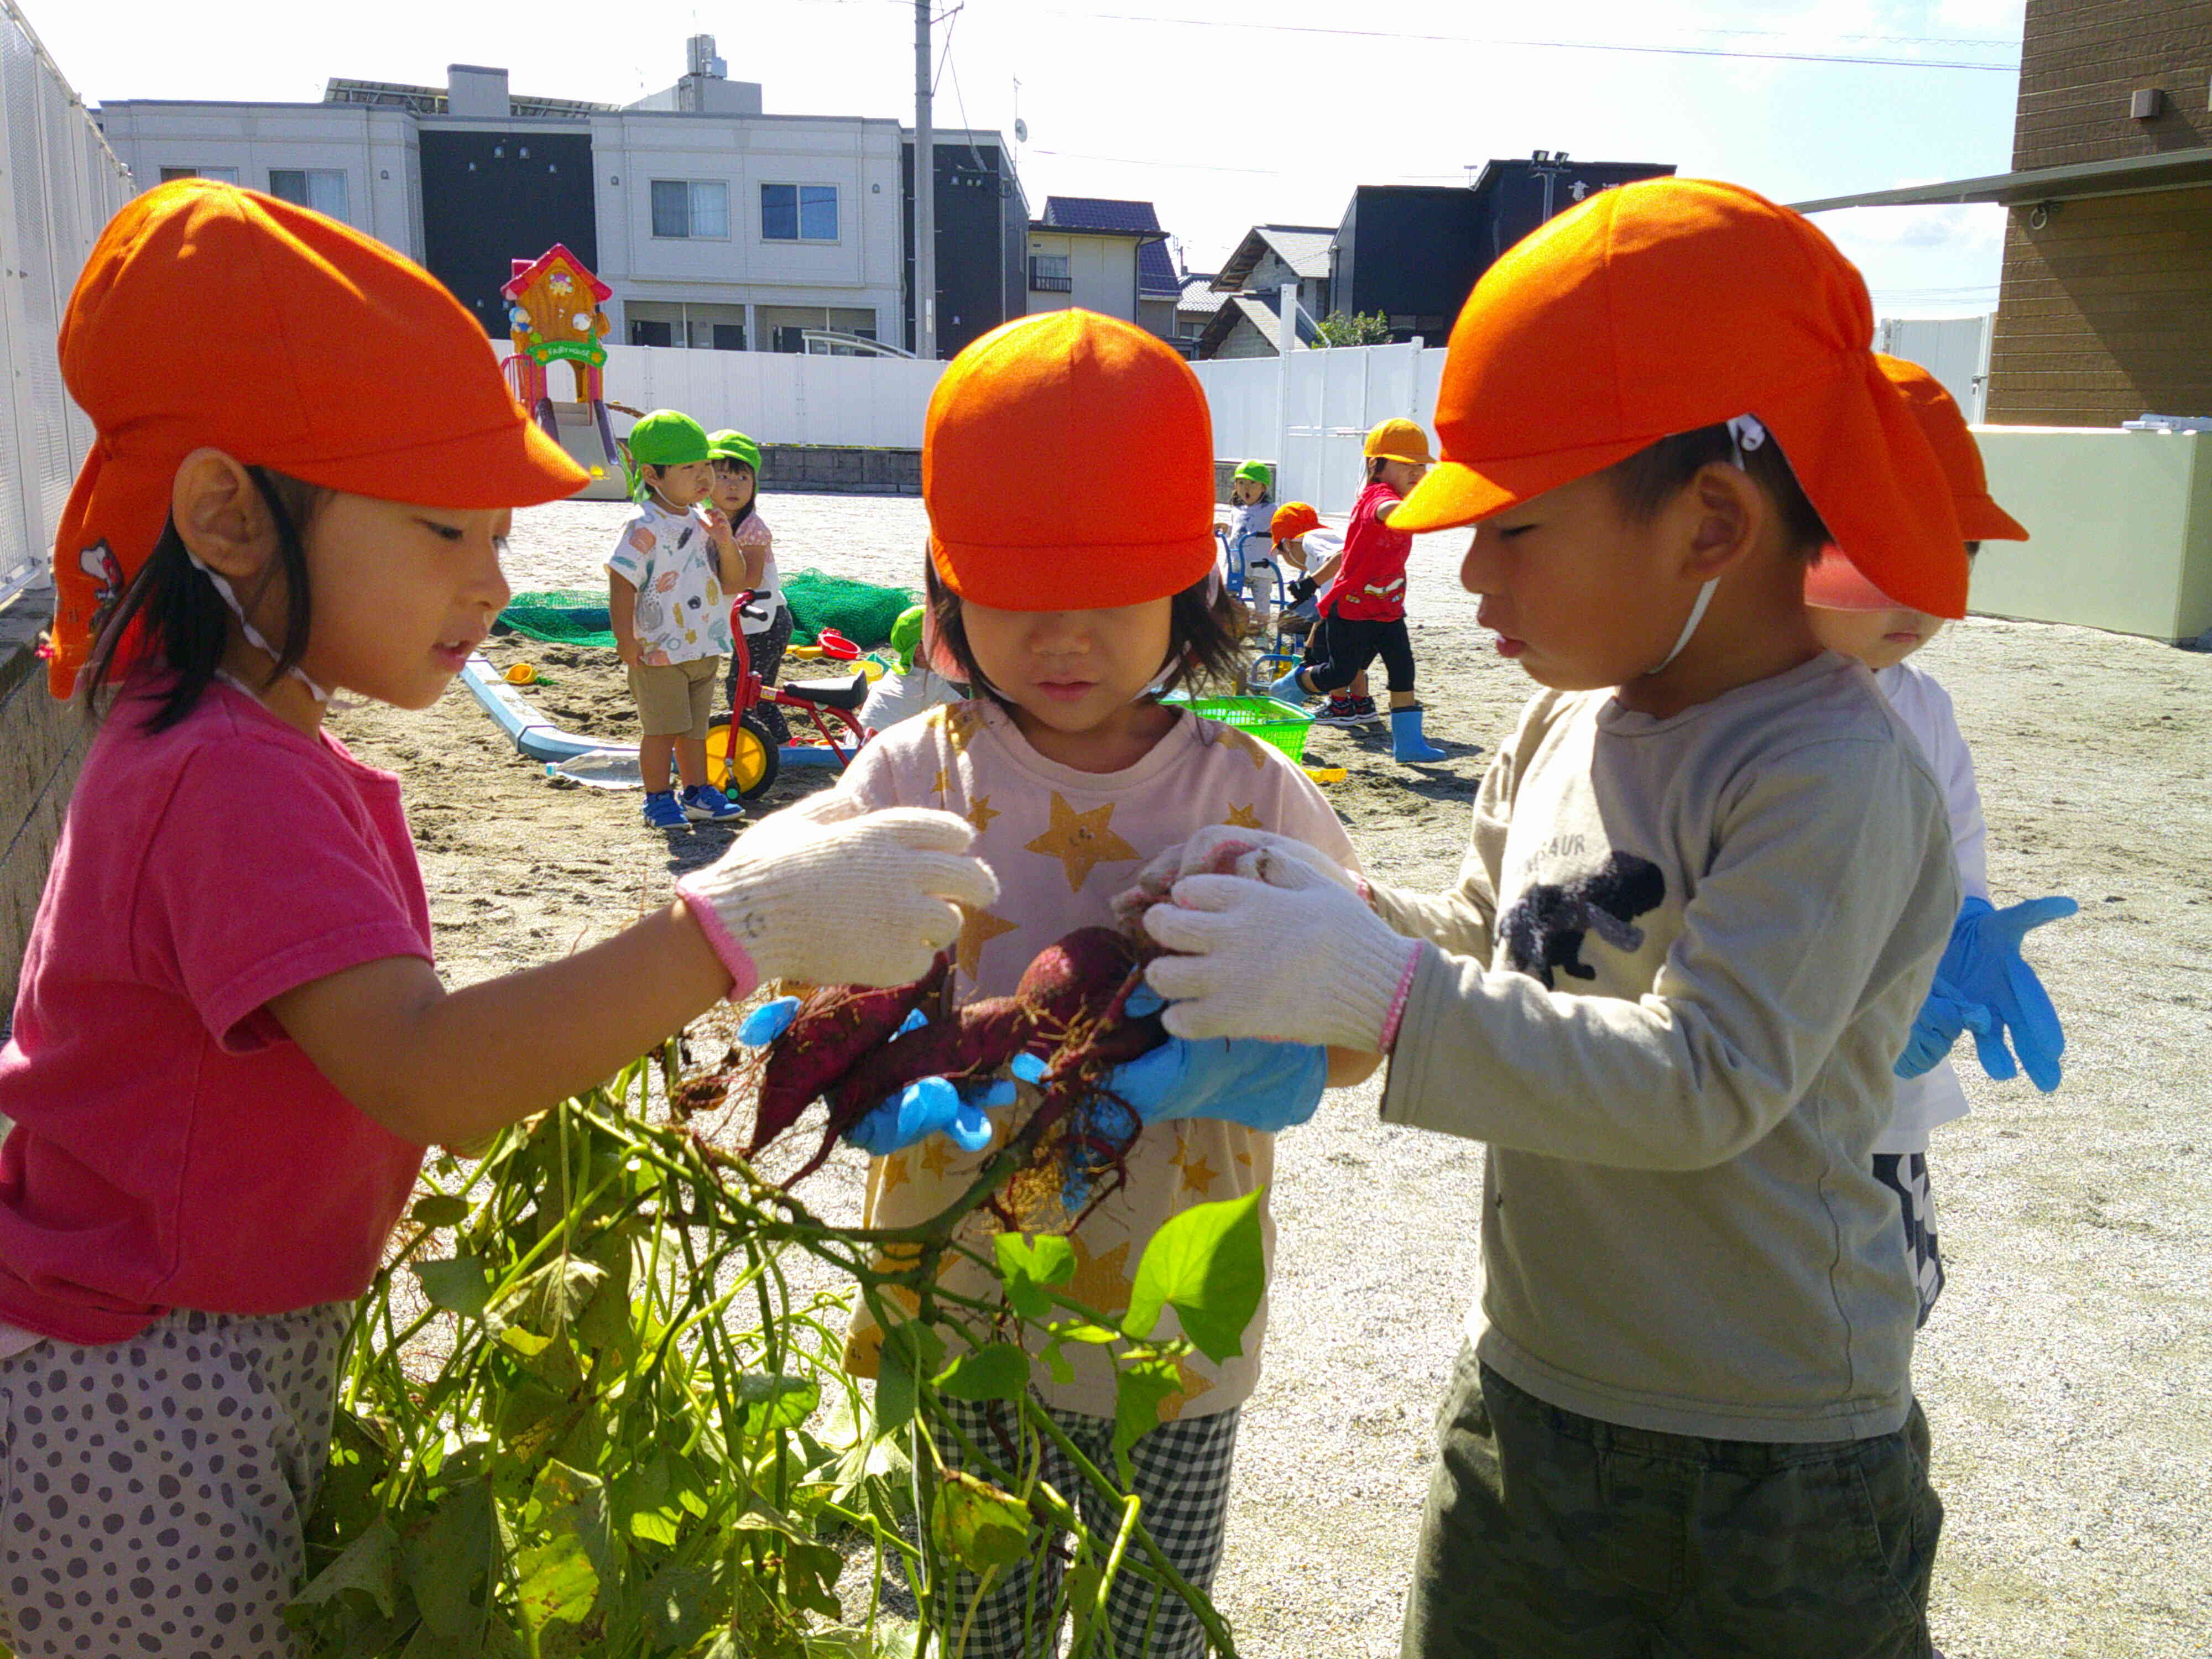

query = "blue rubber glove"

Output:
[[1900, 895, 2078, 1093], [1893, 974, 1993, 1081], [844, 1010, 1046, 1156], [1099, 987, 1328, 1134], [737, 996, 801, 1047]]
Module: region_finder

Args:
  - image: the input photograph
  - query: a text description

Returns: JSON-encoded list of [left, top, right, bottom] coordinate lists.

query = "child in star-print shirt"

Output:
[[838, 696, 1354, 1422]]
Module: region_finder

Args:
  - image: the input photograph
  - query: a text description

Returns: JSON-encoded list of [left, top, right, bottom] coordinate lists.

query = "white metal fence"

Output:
[[0, 2, 130, 606], [1191, 342, 1446, 518], [586, 342, 946, 450]]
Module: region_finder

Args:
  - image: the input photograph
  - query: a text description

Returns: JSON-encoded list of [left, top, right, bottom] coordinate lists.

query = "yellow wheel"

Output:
[[706, 714, 779, 799]]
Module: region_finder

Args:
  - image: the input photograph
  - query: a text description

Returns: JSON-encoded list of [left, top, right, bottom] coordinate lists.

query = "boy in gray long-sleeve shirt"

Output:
[[1134, 179, 1973, 1658]]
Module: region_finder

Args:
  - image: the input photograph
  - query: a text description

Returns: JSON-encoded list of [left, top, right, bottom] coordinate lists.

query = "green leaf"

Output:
[[872, 1321, 945, 1438], [401, 1480, 496, 1640], [994, 1233, 1076, 1319], [1112, 1354, 1185, 1483], [1122, 1188, 1267, 1363], [735, 1373, 821, 1438], [575, 1233, 635, 1352], [512, 1532, 597, 1633], [493, 1376, 570, 1458], [410, 1193, 471, 1228], [410, 1256, 492, 1318], [1039, 1338, 1075, 1387], [612, 1455, 682, 1548], [640, 1559, 727, 1650], [930, 1470, 1032, 1572], [526, 1460, 613, 1586], [488, 1258, 605, 1342], [290, 1515, 402, 1620], [784, 1538, 846, 1621], [933, 1343, 1031, 1405], [1052, 1321, 1122, 1345]]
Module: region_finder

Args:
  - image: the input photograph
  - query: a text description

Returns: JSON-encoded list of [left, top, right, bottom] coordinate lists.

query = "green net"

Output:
[[494, 569, 919, 653]]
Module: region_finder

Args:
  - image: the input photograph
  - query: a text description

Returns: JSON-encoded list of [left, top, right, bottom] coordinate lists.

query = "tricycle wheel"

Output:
[[707, 713, 780, 799]]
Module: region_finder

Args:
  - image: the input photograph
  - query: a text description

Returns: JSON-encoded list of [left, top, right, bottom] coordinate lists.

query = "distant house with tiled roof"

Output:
[[1173, 272, 1226, 355], [1198, 287, 1320, 361], [1212, 223, 1334, 320], [1027, 195, 1173, 335]]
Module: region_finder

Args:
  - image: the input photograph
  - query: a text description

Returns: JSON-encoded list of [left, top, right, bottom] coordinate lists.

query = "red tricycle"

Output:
[[705, 593, 872, 799]]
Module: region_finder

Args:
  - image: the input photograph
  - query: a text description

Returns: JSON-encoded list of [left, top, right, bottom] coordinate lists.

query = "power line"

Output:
[[1037, 9, 2021, 71]]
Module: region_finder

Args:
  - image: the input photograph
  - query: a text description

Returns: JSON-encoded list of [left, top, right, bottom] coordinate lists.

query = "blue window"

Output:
[[761, 183, 838, 242], [651, 180, 728, 239]]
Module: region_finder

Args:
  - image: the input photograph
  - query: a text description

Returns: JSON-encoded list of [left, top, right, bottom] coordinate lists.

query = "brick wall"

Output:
[[2012, 0, 2212, 168], [1985, 185, 2212, 425], [1986, 3, 2212, 426]]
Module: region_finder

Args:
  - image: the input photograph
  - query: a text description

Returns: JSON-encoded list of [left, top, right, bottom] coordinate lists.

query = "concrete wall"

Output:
[[1971, 427, 2212, 640], [759, 444, 919, 494]]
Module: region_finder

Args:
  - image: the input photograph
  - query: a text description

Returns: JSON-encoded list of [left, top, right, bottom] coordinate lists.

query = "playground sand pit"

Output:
[[327, 495, 2212, 1658]]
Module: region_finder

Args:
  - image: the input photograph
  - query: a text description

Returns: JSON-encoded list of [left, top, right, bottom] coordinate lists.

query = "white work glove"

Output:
[[675, 789, 998, 993], [1111, 824, 1362, 928], [1141, 863, 1422, 1054]]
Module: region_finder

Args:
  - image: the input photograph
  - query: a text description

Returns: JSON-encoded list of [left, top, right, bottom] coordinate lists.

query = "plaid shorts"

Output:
[[931, 1397, 1240, 1659], [1872, 1152, 1945, 1327]]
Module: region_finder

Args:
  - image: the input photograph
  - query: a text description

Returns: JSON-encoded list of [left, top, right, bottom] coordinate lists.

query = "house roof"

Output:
[[1177, 274, 1228, 317], [1790, 147, 2212, 212], [502, 243, 613, 303], [1213, 224, 1335, 292], [1138, 239, 1181, 298], [1199, 290, 1319, 357], [1040, 196, 1164, 234]]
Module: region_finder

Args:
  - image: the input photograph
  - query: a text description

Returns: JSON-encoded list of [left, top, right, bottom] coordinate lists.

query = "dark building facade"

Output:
[[1332, 158, 1674, 342], [419, 128, 599, 335], [902, 135, 1029, 359], [1985, 0, 2212, 425]]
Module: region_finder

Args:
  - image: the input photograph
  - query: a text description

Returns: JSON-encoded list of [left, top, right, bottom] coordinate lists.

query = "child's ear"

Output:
[[1681, 462, 1760, 581], [171, 448, 274, 582]]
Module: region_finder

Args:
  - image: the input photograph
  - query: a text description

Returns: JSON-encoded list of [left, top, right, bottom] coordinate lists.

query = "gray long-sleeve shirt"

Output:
[[1370, 654, 1959, 1442]]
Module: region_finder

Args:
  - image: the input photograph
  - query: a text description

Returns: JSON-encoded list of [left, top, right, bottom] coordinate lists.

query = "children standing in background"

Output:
[[1224, 459, 1280, 628], [1130, 179, 1971, 1658], [705, 429, 793, 747], [0, 180, 994, 1658], [1806, 352, 2076, 1327], [1270, 419, 1446, 759], [609, 410, 746, 826], [837, 311, 1373, 1659]]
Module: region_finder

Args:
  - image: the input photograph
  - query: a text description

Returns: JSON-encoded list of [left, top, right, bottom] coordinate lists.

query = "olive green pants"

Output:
[[1402, 1347, 1940, 1659]]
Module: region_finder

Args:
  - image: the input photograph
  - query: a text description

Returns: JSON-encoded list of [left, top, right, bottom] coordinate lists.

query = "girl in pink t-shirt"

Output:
[[0, 182, 990, 1657], [826, 311, 1375, 1659]]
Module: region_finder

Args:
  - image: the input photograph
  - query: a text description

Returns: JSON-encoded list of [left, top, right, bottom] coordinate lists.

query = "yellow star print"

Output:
[[933, 765, 952, 799], [1179, 1155, 1219, 1196], [1159, 1354, 1219, 1422], [878, 1152, 912, 1196], [1060, 1233, 1133, 1319], [1212, 724, 1275, 771], [1025, 792, 1139, 893], [932, 703, 986, 754], [966, 794, 1001, 834], [956, 904, 1020, 980], [1222, 802, 1264, 830], [919, 1134, 962, 1180]]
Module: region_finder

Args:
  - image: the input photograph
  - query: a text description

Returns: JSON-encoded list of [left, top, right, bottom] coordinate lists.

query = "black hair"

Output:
[[1605, 422, 1831, 559], [80, 467, 322, 733], [922, 552, 1245, 716]]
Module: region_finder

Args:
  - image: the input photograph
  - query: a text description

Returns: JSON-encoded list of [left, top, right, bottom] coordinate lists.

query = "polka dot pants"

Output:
[[0, 1303, 351, 1657]]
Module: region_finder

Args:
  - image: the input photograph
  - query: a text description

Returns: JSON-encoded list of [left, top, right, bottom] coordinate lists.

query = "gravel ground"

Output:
[[328, 492, 2212, 1658]]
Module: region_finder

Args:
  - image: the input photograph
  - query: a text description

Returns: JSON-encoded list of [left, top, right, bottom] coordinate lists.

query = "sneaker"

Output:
[[1347, 695, 1382, 723], [641, 790, 688, 830], [1312, 697, 1366, 727], [680, 783, 746, 823]]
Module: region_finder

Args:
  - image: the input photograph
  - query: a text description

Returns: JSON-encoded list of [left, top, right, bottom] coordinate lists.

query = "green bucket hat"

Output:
[[888, 603, 926, 674], [1233, 460, 1272, 490], [707, 429, 762, 473], [628, 409, 711, 466]]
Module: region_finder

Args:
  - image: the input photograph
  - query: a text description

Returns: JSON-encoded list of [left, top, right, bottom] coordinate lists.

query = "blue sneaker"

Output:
[[641, 790, 688, 830], [680, 783, 745, 823]]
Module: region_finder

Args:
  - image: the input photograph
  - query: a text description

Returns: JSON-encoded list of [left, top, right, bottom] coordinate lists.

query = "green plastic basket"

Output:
[[1164, 693, 1314, 763]]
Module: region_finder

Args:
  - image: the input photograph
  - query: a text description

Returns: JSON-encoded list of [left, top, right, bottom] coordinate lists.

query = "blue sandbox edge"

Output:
[[460, 655, 849, 770]]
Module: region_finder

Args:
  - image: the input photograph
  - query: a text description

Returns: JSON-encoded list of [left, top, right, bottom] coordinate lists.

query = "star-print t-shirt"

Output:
[[837, 700, 1357, 1422], [605, 500, 733, 666]]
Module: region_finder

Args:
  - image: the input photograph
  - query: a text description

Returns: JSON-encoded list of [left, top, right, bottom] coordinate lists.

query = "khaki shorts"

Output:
[[627, 655, 722, 739]]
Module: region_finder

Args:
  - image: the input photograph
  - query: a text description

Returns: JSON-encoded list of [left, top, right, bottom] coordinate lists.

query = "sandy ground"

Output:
[[328, 493, 2212, 1658]]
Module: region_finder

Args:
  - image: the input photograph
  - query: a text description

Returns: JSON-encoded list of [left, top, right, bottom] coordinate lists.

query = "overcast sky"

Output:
[[34, 0, 2025, 319]]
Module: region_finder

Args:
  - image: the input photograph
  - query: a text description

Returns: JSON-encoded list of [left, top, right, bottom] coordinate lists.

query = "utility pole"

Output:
[[914, 0, 937, 360]]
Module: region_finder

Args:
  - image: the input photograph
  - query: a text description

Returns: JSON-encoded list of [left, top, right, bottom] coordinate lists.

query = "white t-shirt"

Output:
[[1874, 660, 1989, 1154], [728, 509, 787, 637], [605, 500, 734, 665]]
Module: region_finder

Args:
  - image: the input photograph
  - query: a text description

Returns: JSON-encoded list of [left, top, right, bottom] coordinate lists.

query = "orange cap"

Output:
[[1876, 354, 2027, 542], [1271, 501, 1322, 544], [924, 310, 1215, 611], [1363, 418, 1435, 465], [1394, 178, 1969, 619], [46, 179, 586, 698]]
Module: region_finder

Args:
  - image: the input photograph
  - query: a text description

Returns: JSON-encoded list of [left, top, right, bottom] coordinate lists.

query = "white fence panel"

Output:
[[0, 1, 130, 606], [1196, 342, 1445, 516], [588, 342, 944, 450], [1877, 315, 1992, 422], [1188, 356, 1280, 466]]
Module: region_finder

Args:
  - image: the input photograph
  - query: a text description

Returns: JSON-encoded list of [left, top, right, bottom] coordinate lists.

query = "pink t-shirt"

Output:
[[0, 679, 435, 1344]]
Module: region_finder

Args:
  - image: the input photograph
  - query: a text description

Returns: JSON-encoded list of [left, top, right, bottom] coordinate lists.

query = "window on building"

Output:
[[266, 169, 349, 220], [1029, 254, 1072, 293], [760, 184, 838, 242], [711, 324, 746, 351], [650, 180, 730, 239], [159, 166, 239, 184], [629, 319, 675, 348]]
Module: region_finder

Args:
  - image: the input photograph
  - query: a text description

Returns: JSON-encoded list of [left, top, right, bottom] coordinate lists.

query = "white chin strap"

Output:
[[1644, 413, 1767, 678], [185, 550, 335, 705]]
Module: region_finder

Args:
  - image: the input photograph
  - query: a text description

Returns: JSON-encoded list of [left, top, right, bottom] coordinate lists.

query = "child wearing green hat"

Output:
[[609, 410, 747, 827], [1224, 459, 1281, 629], [704, 429, 793, 747]]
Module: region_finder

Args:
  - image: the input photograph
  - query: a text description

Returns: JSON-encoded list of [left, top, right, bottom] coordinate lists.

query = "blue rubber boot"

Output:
[[1391, 705, 1446, 763], [1266, 665, 1308, 703]]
